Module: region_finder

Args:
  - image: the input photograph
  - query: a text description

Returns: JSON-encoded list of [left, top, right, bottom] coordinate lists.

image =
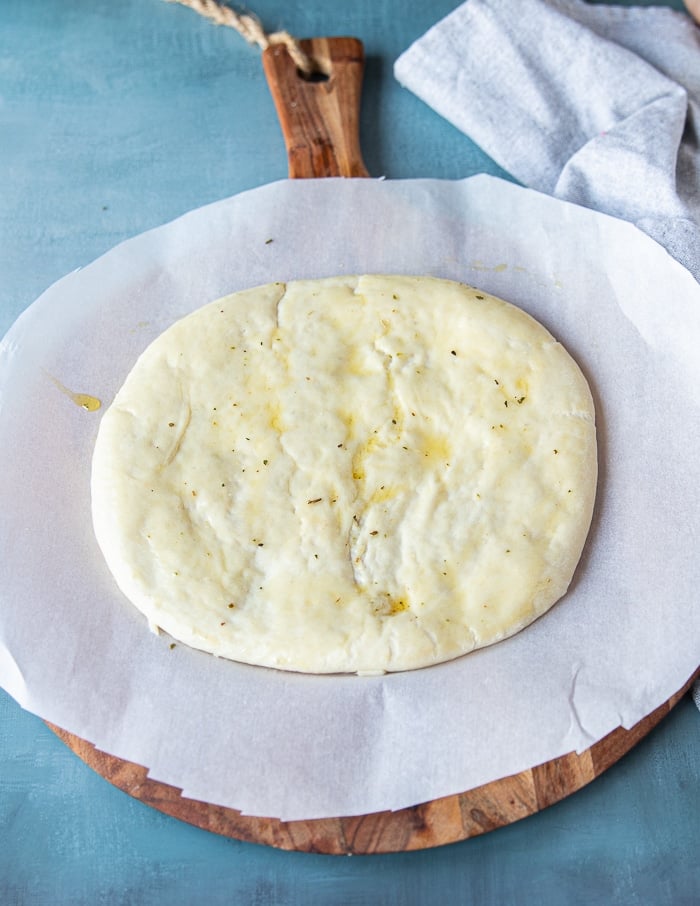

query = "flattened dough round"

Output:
[[91, 275, 597, 673]]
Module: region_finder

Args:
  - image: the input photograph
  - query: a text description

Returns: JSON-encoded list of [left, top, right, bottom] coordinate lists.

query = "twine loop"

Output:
[[167, 0, 315, 74]]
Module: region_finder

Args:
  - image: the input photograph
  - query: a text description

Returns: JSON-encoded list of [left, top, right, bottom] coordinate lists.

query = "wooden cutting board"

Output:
[[48, 670, 699, 854], [48, 37, 700, 854]]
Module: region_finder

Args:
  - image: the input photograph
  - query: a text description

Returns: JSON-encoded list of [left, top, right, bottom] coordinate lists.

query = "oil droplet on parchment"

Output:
[[49, 375, 101, 411], [470, 261, 509, 273], [470, 261, 564, 288]]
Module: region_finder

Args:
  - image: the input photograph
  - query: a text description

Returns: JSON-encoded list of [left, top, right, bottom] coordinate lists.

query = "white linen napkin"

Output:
[[395, 0, 700, 284], [395, 0, 700, 710]]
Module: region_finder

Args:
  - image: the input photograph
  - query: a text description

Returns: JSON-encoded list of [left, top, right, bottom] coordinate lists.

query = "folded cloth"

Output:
[[395, 0, 700, 711], [394, 0, 700, 284]]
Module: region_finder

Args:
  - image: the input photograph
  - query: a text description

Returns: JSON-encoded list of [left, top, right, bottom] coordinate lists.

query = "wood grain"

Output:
[[262, 37, 369, 179], [47, 668, 698, 855]]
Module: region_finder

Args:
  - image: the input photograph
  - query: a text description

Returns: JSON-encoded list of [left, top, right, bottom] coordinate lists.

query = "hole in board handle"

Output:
[[297, 66, 330, 83]]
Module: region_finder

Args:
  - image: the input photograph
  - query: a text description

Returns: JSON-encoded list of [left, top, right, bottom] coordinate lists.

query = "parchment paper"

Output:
[[0, 175, 698, 821]]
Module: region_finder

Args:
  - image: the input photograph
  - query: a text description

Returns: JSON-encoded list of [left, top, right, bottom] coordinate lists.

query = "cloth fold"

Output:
[[395, 0, 700, 711], [394, 0, 700, 283]]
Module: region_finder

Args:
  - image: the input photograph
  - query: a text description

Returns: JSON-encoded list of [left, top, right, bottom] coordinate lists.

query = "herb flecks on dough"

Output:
[[91, 275, 597, 674]]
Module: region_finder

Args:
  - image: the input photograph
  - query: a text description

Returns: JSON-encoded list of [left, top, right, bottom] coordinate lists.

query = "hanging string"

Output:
[[166, 0, 315, 74]]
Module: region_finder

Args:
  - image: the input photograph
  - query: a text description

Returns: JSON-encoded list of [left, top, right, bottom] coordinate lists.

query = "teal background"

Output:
[[1, 1, 697, 902]]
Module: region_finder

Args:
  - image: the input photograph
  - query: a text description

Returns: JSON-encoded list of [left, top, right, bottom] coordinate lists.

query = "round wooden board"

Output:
[[43, 38, 699, 856], [47, 668, 698, 855]]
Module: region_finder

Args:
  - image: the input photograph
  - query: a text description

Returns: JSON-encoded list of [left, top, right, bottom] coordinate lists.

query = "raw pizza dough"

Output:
[[91, 274, 597, 674]]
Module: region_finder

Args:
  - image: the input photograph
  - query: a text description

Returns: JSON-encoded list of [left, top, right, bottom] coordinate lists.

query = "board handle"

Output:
[[262, 36, 369, 179]]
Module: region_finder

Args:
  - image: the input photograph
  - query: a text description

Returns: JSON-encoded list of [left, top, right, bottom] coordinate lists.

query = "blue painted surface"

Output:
[[0, 0, 697, 902]]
